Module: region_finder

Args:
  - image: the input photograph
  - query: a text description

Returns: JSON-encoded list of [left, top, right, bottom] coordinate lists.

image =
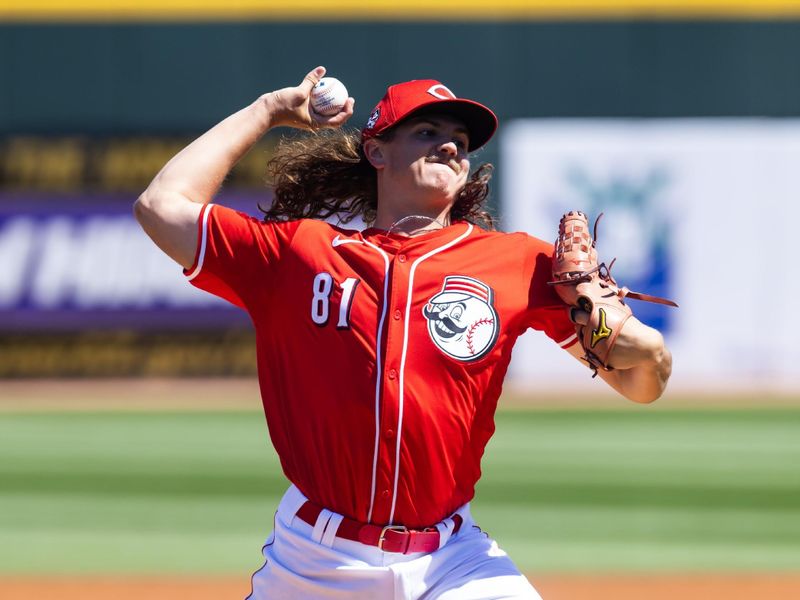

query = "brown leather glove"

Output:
[[549, 210, 678, 375]]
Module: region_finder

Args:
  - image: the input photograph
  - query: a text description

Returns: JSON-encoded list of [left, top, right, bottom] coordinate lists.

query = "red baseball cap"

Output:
[[361, 79, 498, 151]]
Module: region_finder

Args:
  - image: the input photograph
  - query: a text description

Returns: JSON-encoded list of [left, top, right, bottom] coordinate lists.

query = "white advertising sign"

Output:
[[501, 119, 800, 392]]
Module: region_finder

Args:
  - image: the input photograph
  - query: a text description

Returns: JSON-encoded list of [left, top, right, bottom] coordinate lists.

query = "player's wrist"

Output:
[[610, 320, 667, 370], [630, 322, 666, 367], [255, 93, 280, 131]]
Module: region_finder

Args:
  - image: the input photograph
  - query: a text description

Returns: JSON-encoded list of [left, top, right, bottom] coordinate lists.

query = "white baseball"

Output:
[[311, 77, 348, 116]]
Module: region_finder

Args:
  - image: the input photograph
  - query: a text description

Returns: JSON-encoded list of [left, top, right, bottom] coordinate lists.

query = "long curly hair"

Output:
[[262, 128, 495, 229]]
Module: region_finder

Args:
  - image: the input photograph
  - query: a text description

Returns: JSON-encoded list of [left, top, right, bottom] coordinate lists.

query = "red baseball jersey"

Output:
[[185, 203, 577, 528]]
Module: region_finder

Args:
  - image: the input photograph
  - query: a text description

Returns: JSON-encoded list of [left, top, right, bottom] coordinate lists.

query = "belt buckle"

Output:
[[378, 525, 408, 551]]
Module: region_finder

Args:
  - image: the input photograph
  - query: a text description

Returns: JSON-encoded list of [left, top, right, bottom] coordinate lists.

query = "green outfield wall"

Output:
[[2, 20, 800, 136]]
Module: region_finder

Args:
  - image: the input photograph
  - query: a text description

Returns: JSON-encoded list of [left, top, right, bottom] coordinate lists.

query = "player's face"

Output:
[[378, 115, 471, 210]]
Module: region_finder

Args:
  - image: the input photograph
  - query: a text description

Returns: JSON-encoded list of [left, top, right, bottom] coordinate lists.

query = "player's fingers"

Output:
[[300, 66, 326, 95], [312, 97, 355, 128]]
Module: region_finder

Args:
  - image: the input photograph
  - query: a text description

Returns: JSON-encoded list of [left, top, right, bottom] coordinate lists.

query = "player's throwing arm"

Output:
[[134, 67, 354, 270]]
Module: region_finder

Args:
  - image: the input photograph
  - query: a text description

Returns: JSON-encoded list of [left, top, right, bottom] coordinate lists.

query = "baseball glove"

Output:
[[549, 210, 678, 376]]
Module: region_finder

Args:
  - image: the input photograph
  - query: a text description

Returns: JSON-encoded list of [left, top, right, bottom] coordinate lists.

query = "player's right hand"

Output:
[[263, 66, 355, 130]]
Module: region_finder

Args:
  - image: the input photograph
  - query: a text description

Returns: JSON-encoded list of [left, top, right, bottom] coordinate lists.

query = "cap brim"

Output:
[[396, 99, 498, 152]]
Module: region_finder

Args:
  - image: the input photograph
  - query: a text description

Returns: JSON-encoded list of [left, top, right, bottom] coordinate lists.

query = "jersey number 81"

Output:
[[311, 272, 360, 329]]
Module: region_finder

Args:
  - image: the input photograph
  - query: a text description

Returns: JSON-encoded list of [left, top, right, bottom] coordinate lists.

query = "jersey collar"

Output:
[[361, 221, 472, 250]]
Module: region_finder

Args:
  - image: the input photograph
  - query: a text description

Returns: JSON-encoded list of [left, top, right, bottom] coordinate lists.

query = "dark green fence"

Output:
[[2, 20, 800, 138]]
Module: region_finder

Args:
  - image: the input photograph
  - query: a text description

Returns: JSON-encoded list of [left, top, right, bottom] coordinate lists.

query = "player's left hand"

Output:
[[263, 66, 355, 130]]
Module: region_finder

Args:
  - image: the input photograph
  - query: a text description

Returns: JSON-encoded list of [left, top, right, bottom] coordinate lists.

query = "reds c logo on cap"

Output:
[[426, 84, 456, 100], [423, 275, 500, 362]]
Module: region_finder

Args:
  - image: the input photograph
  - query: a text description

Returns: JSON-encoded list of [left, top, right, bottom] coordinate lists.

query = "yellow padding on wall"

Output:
[[3, 0, 800, 22]]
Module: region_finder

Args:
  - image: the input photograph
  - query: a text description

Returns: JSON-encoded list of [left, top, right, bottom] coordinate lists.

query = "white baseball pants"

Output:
[[246, 485, 543, 600]]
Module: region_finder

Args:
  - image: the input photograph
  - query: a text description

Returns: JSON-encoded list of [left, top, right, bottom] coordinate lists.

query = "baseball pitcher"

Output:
[[135, 66, 673, 599]]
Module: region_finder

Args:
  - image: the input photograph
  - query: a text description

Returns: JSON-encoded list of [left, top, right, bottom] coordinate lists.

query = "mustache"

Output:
[[423, 306, 467, 334], [426, 157, 462, 174]]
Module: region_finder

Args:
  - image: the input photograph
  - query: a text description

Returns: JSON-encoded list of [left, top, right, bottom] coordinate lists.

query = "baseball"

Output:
[[311, 77, 348, 116]]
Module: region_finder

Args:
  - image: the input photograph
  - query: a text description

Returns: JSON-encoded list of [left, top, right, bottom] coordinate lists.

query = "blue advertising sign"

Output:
[[0, 193, 266, 331]]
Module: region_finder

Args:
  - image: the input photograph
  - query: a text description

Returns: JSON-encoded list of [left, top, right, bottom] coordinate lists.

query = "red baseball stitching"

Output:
[[466, 318, 494, 355]]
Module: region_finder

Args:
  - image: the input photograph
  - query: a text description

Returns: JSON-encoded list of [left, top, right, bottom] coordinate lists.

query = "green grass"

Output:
[[473, 409, 800, 573], [0, 408, 798, 575]]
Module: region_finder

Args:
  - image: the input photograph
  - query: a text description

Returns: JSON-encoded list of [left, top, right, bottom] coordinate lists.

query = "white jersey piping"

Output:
[[358, 239, 390, 524], [559, 332, 578, 348], [388, 223, 474, 525], [186, 203, 213, 281]]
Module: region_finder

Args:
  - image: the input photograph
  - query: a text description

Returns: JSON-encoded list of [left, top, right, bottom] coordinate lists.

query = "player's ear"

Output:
[[363, 139, 386, 170]]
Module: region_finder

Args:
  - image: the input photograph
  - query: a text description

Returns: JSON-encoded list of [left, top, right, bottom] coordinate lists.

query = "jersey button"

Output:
[[381, 489, 390, 498], [387, 369, 397, 380], [385, 429, 395, 439], [397, 254, 407, 263], [393, 310, 402, 320]]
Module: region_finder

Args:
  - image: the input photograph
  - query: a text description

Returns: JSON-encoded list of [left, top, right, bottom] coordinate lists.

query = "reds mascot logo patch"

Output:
[[423, 275, 499, 362]]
